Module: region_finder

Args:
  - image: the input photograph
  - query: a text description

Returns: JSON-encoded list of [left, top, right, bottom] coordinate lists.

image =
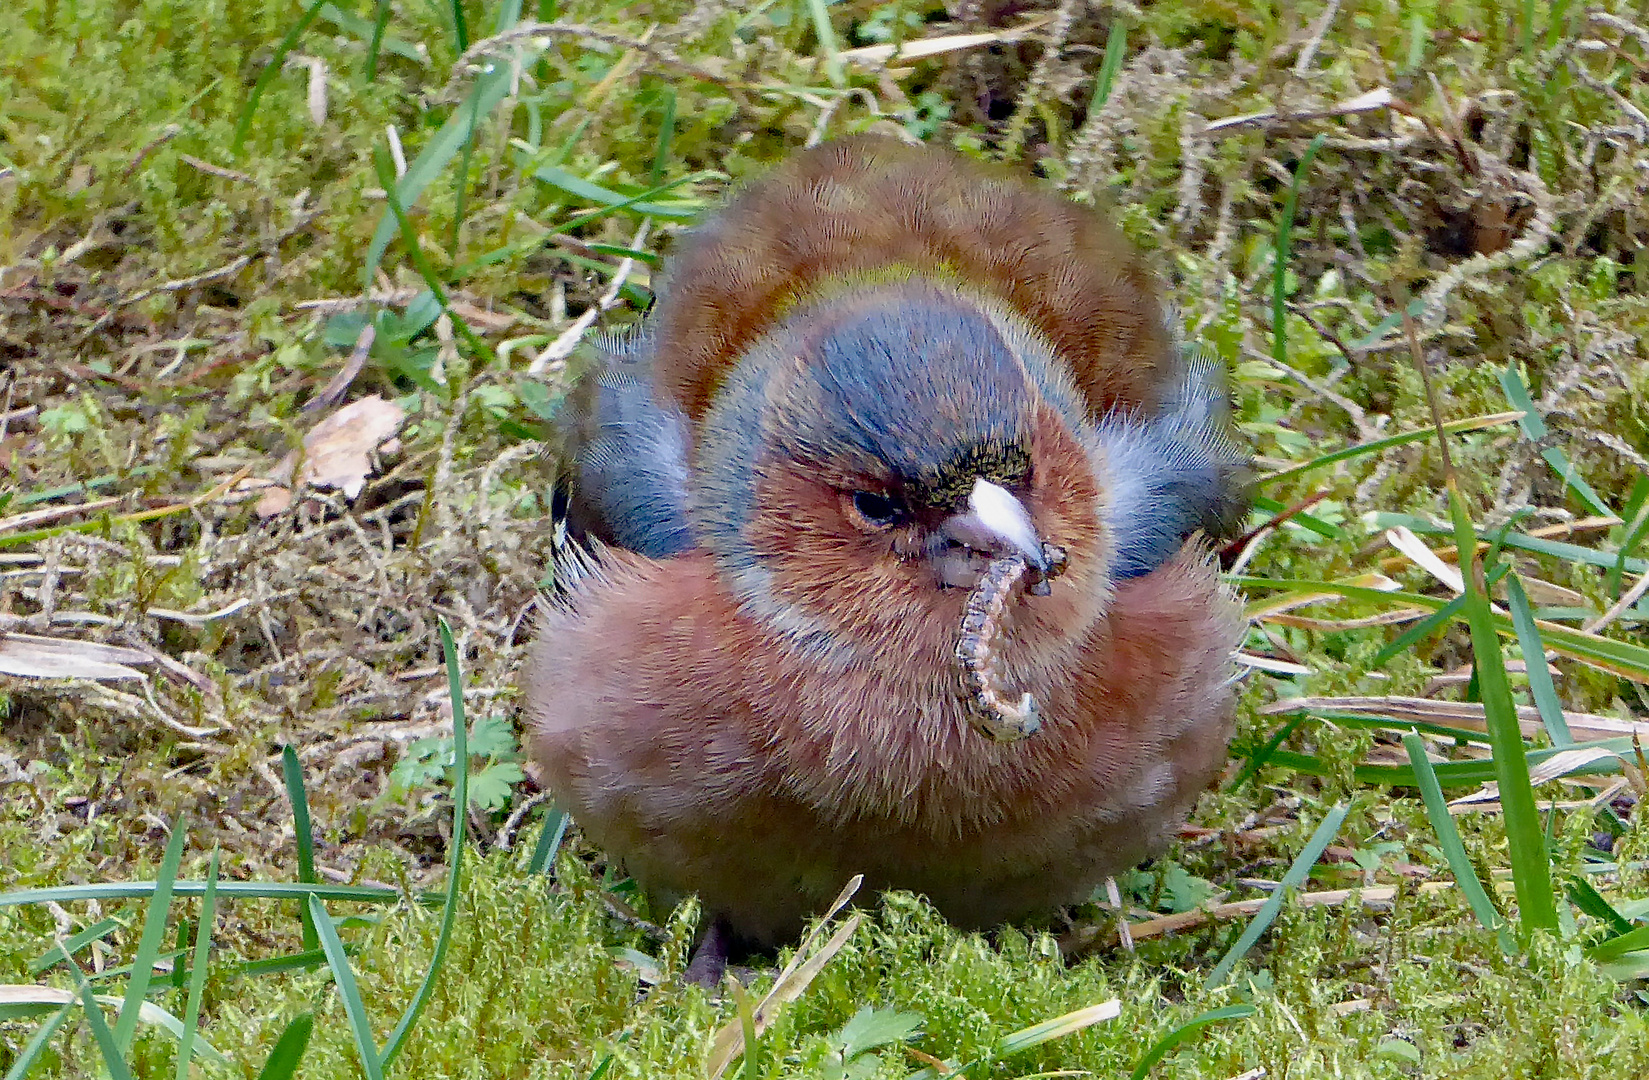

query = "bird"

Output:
[[525, 134, 1249, 979]]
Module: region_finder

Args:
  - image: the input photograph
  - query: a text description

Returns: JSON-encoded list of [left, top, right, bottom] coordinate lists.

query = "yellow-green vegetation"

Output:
[[4, 0, 1649, 1077]]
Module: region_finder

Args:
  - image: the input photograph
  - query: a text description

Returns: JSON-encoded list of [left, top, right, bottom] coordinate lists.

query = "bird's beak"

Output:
[[938, 479, 1047, 572]]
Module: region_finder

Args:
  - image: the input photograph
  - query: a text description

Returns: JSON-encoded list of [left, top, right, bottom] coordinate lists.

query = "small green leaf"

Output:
[[469, 714, 521, 759], [832, 1006, 924, 1060], [1376, 1038, 1421, 1064], [469, 761, 526, 811]]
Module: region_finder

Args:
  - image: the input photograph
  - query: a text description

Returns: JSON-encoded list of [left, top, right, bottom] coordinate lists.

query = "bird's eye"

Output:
[[848, 490, 906, 530]]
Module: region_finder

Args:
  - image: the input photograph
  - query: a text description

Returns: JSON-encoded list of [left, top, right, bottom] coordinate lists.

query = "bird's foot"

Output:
[[682, 915, 734, 988]]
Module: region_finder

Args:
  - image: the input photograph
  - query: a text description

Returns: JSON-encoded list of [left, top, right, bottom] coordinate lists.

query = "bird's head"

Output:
[[690, 278, 1112, 669]]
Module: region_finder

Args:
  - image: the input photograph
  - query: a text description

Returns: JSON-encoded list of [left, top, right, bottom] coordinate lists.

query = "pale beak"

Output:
[[938, 479, 1047, 572]]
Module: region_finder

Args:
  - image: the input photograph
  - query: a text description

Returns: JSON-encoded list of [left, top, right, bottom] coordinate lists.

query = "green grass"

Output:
[[4, 0, 1649, 1075]]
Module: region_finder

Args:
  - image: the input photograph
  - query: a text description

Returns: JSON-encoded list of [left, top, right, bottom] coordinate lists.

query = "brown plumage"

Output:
[[648, 136, 1174, 425], [525, 135, 1248, 961]]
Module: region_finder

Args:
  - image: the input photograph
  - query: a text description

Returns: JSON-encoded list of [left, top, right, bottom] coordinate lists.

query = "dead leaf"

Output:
[[839, 18, 1052, 66], [1261, 694, 1649, 743], [705, 876, 863, 1079], [0, 632, 152, 681], [257, 395, 405, 517]]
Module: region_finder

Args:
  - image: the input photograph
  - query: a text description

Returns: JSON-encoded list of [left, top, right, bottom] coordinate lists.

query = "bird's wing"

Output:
[[561, 330, 694, 558], [1091, 347, 1251, 580]]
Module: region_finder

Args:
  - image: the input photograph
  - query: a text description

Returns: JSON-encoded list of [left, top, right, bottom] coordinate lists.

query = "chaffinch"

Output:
[[526, 135, 1249, 976]]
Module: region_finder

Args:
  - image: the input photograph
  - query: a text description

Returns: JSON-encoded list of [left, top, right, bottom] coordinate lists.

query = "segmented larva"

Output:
[[955, 545, 1066, 742]]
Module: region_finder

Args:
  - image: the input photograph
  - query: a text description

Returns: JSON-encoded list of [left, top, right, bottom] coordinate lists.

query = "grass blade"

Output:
[[805, 0, 843, 86], [114, 817, 186, 1052], [2, 1000, 76, 1080], [1127, 1004, 1256, 1080], [447, 0, 470, 51], [0, 988, 225, 1064], [374, 145, 449, 308], [232, 0, 329, 155], [996, 998, 1122, 1055], [281, 745, 320, 952], [1586, 923, 1649, 964], [650, 87, 677, 186], [519, 158, 707, 219], [309, 893, 384, 1080], [1230, 576, 1649, 682], [1504, 576, 1572, 746], [1349, 296, 1427, 350], [1501, 532, 1646, 576], [1610, 479, 1649, 597], [1, 881, 399, 906], [527, 806, 569, 876], [1400, 733, 1505, 935], [1268, 736, 1632, 788], [1250, 494, 1343, 540], [904, 999, 1121, 1080], [1227, 715, 1305, 790], [1370, 594, 1466, 668], [372, 144, 492, 366], [53, 946, 136, 1080], [1266, 706, 1490, 746], [363, 65, 520, 281], [232, 945, 357, 979], [453, 0, 523, 256], [29, 917, 124, 974], [1566, 875, 1633, 936], [1207, 804, 1348, 987], [365, 0, 392, 78], [255, 1012, 315, 1080], [1447, 486, 1559, 934], [379, 616, 469, 1067], [315, 3, 422, 65], [1272, 133, 1327, 368], [1596, 948, 1649, 982], [1499, 365, 1613, 517], [78, 982, 136, 1080], [173, 851, 218, 1080], [732, 977, 761, 1080], [1087, 18, 1128, 114], [1260, 412, 1524, 486], [450, 86, 485, 258], [170, 919, 189, 990]]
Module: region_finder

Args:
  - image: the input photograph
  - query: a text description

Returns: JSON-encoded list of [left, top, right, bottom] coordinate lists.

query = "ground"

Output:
[[2, 1, 1649, 1077]]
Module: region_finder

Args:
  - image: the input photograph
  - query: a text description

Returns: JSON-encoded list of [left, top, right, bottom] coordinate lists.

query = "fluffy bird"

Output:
[[526, 135, 1249, 973]]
